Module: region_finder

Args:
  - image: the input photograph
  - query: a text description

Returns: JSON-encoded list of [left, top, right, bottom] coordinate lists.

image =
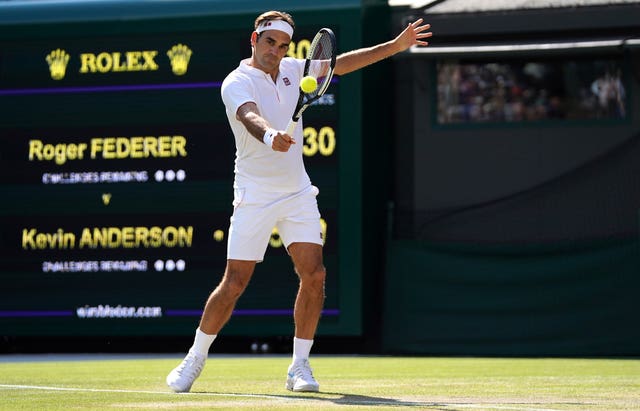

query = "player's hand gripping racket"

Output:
[[285, 28, 337, 136]]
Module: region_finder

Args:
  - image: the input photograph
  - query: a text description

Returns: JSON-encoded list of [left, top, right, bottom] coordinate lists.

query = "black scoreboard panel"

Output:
[[0, 7, 363, 337]]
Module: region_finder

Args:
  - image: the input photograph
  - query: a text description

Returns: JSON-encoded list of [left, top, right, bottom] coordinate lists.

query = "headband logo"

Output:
[[257, 20, 293, 37]]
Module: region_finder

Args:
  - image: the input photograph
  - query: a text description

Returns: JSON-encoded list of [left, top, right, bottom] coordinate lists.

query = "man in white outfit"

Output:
[[167, 10, 431, 393]]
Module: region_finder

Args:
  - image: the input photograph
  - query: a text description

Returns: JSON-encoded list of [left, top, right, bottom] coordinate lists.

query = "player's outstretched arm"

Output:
[[334, 18, 432, 76]]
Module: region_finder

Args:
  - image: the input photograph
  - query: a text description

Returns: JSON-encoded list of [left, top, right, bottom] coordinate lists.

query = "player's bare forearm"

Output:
[[236, 102, 271, 143], [236, 101, 295, 152], [334, 19, 432, 76], [334, 40, 401, 76]]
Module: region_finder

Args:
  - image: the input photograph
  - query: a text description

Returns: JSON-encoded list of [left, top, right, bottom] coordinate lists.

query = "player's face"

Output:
[[252, 29, 290, 74]]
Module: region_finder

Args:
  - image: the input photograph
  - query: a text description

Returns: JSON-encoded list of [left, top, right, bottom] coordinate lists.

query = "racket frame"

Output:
[[285, 27, 337, 135]]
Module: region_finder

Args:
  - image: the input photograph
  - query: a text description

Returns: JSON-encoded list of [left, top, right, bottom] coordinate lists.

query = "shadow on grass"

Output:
[[293, 393, 593, 410], [315, 391, 436, 407], [201, 390, 441, 408], [197, 390, 593, 410]]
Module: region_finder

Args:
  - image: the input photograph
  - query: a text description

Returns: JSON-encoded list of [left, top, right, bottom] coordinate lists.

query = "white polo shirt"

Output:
[[221, 57, 311, 193]]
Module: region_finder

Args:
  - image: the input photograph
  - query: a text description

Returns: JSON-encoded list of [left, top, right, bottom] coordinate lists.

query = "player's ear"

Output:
[[250, 31, 258, 47]]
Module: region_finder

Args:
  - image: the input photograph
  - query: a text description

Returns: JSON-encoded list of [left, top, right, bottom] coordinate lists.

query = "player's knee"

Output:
[[221, 271, 250, 299], [299, 264, 326, 288]]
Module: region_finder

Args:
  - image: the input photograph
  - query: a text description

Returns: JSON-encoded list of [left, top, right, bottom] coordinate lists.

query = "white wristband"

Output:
[[263, 128, 276, 149]]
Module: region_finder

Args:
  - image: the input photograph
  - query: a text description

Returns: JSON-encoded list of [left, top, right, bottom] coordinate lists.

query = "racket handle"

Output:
[[285, 119, 297, 136]]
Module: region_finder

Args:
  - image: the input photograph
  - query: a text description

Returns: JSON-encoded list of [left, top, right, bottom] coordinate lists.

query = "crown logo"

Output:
[[46, 49, 70, 80], [167, 44, 192, 76]]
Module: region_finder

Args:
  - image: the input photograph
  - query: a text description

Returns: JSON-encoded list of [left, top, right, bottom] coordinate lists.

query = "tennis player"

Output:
[[167, 10, 431, 393]]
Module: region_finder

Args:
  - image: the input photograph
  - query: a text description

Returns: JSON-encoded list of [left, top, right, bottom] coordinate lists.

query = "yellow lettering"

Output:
[[28, 140, 43, 161], [141, 50, 159, 70], [150, 226, 162, 247], [158, 136, 171, 156], [107, 227, 121, 247], [96, 52, 112, 73], [122, 226, 134, 247], [28, 139, 87, 165], [172, 135, 187, 156], [135, 226, 148, 247], [79, 50, 160, 74], [53, 144, 66, 165], [163, 226, 178, 247], [90, 138, 103, 159], [94, 227, 109, 248], [22, 228, 36, 249], [77, 226, 193, 248], [79, 228, 94, 248], [111, 52, 127, 72], [79, 53, 96, 73], [303, 126, 336, 157], [126, 51, 142, 71], [116, 137, 130, 159], [39, 136, 187, 161], [102, 138, 116, 159], [144, 136, 158, 157], [66, 143, 78, 161], [130, 137, 144, 158], [22, 228, 75, 249]]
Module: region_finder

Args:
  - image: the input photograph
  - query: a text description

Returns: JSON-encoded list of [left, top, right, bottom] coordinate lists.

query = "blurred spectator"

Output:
[[438, 59, 626, 124]]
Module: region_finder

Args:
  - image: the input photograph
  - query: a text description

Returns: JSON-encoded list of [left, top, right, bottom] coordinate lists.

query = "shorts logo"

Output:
[[283, 77, 291, 86]]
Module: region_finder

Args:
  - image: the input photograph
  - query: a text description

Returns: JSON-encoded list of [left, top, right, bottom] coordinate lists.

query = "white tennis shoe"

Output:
[[166, 350, 206, 393], [285, 359, 320, 392]]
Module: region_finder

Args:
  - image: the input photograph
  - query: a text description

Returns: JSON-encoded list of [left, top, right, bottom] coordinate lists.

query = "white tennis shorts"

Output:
[[227, 185, 323, 262]]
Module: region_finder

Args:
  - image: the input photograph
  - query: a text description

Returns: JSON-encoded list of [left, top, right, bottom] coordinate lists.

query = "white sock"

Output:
[[292, 337, 313, 363], [190, 328, 216, 356]]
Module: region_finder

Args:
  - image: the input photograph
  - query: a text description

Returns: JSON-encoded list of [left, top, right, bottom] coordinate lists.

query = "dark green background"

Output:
[[0, 0, 371, 338]]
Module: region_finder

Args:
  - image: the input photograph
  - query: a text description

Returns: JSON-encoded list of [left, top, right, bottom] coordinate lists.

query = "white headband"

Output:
[[256, 20, 294, 38]]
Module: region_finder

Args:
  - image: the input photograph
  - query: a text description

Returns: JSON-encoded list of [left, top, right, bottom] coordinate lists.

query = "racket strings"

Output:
[[306, 33, 335, 97]]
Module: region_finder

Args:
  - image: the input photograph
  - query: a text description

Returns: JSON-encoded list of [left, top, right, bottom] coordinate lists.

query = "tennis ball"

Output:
[[213, 229, 224, 242], [300, 75, 318, 93]]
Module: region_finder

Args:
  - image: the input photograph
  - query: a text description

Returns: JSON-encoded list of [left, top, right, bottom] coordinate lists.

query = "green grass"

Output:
[[1, 355, 639, 410]]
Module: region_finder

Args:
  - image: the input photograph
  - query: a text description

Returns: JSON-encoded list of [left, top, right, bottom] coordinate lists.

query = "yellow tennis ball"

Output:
[[213, 229, 224, 242], [300, 75, 318, 93]]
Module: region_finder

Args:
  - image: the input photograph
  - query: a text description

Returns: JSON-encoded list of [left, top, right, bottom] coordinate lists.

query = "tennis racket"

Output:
[[285, 28, 337, 136]]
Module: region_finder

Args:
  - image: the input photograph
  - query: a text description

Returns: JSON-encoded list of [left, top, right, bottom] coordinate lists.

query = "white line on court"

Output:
[[0, 383, 565, 411], [0, 384, 277, 399], [453, 405, 563, 411]]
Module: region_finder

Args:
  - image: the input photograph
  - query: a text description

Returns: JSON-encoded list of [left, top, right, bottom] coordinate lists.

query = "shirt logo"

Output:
[[283, 77, 291, 86]]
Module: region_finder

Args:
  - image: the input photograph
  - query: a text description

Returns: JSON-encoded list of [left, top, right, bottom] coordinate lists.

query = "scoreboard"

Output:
[[0, 4, 364, 337]]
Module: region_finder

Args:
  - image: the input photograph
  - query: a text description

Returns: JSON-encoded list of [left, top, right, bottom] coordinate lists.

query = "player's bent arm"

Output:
[[236, 102, 295, 152], [236, 102, 272, 143]]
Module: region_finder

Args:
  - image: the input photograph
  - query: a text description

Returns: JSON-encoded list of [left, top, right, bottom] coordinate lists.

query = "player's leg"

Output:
[[166, 260, 256, 393], [285, 242, 325, 392], [199, 259, 257, 335], [277, 185, 325, 392], [167, 188, 276, 393], [289, 242, 325, 341]]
